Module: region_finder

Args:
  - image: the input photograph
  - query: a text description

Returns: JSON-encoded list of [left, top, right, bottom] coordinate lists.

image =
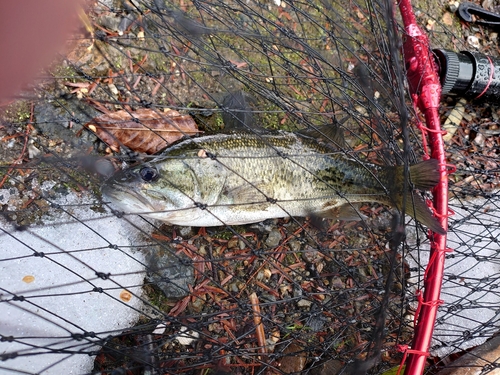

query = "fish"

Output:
[[102, 131, 445, 234]]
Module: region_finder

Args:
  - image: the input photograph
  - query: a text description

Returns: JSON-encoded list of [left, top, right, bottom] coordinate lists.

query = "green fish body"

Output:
[[102, 132, 445, 234]]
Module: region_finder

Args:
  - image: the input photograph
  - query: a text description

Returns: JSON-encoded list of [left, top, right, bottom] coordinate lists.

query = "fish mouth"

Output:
[[101, 182, 156, 214]]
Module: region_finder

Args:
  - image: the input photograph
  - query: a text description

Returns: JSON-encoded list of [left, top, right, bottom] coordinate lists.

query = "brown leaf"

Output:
[[278, 342, 307, 373], [442, 11, 453, 26], [84, 108, 199, 154]]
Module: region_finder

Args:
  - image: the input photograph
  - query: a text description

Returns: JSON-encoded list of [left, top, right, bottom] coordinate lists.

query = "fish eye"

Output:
[[139, 166, 159, 182]]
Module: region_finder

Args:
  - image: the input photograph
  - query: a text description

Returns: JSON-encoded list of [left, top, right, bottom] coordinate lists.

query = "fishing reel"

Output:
[[434, 48, 500, 100], [432, 2, 500, 100]]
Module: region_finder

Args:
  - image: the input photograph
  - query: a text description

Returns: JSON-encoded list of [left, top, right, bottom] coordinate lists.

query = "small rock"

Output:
[[98, 14, 122, 32], [118, 14, 137, 34], [265, 229, 282, 247], [0, 189, 12, 205], [28, 144, 41, 159], [442, 11, 453, 26], [152, 322, 167, 335], [467, 35, 480, 49], [108, 83, 119, 96], [173, 326, 199, 346], [293, 286, 303, 298], [145, 245, 194, 298], [302, 246, 320, 263], [178, 226, 193, 237], [289, 239, 301, 252], [332, 277, 345, 289], [297, 299, 312, 307], [426, 18, 436, 31], [473, 133, 485, 147], [308, 315, 328, 332], [448, 0, 459, 12], [94, 159, 116, 178]]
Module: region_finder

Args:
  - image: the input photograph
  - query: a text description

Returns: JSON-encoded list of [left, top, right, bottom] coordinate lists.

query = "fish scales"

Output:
[[183, 133, 388, 199], [102, 132, 445, 233]]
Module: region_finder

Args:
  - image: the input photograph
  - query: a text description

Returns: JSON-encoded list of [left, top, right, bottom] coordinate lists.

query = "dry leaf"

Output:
[[278, 342, 307, 373], [442, 11, 453, 26], [84, 108, 199, 154]]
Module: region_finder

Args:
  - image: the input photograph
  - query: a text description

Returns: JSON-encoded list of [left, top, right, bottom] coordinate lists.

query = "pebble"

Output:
[[256, 270, 265, 281], [239, 239, 246, 250], [0, 189, 12, 205], [448, 0, 459, 12], [178, 226, 193, 237], [467, 35, 480, 49], [145, 246, 194, 298], [28, 144, 41, 159], [265, 229, 282, 247], [173, 326, 199, 346], [98, 14, 122, 32], [94, 159, 116, 178], [297, 299, 312, 307], [302, 246, 320, 263], [473, 133, 485, 147], [288, 239, 301, 252], [293, 286, 303, 298]]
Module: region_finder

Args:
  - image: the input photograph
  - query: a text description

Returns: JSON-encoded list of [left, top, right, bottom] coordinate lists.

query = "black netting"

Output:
[[0, 0, 499, 374]]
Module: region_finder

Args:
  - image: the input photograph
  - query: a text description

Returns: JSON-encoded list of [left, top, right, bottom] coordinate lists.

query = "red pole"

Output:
[[398, 0, 450, 374]]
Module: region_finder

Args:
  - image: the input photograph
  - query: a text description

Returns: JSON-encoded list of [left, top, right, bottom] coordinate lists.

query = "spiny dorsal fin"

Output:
[[221, 91, 257, 132], [296, 119, 347, 149]]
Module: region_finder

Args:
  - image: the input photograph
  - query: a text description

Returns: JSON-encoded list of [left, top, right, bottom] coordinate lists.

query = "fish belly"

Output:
[[142, 197, 345, 226]]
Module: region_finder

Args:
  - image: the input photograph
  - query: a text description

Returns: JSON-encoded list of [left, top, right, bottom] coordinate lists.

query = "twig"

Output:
[[249, 292, 267, 355]]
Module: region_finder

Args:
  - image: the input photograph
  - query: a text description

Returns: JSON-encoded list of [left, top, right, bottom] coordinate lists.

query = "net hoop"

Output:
[[399, 0, 451, 374]]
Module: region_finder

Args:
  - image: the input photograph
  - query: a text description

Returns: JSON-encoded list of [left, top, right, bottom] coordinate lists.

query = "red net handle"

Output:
[[397, 0, 451, 374]]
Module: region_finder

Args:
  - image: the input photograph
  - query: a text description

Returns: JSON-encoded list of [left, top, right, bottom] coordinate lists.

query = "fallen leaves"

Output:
[[442, 11, 454, 26], [84, 108, 199, 154]]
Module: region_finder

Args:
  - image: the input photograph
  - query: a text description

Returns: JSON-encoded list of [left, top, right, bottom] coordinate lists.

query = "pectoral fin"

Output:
[[225, 182, 271, 204], [320, 203, 367, 221]]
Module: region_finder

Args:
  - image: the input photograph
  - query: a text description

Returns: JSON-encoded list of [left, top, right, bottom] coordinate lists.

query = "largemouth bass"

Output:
[[102, 132, 445, 234]]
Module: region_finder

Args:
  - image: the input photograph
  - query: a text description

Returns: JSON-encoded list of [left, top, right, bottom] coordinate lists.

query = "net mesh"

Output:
[[0, 0, 499, 374]]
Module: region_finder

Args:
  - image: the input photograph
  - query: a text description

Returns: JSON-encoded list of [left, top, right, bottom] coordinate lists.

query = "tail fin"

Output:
[[409, 159, 440, 190]]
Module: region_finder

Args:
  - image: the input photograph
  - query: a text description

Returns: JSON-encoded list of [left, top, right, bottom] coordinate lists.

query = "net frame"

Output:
[[398, 0, 451, 373]]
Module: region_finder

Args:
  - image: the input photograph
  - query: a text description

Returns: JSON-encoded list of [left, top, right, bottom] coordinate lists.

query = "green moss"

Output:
[[211, 225, 247, 240], [142, 282, 171, 312], [51, 64, 79, 82], [1, 101, 31, 124]]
